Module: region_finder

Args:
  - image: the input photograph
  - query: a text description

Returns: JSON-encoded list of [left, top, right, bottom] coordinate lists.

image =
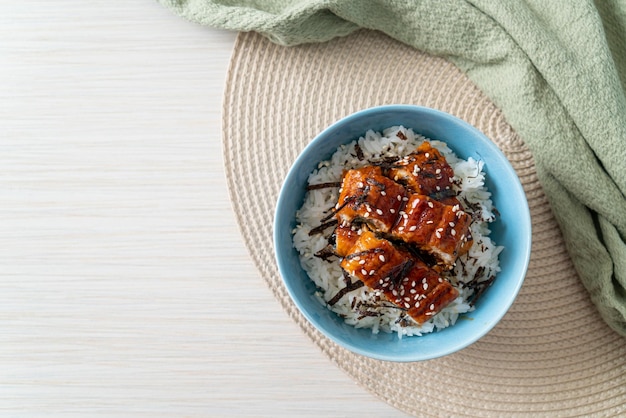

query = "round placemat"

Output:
[[222, 29, 626, 417]]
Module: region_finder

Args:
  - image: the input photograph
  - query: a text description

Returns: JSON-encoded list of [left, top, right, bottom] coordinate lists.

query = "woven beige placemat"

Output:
[[222, 29, 626, 417]]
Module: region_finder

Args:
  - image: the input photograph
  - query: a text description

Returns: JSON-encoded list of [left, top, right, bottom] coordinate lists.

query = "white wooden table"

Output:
[[1, 2, 409, 416]]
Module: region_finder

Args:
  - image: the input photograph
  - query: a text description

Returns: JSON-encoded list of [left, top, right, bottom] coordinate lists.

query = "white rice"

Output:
[[292, 126, 502, 338]]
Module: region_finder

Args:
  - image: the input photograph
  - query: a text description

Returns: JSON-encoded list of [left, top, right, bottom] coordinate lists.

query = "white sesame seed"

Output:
[[422, 278, 427, 284], [379, 279, 384, 284], [438, 277, 443, 283], [357, 182, 364, 188], [449, 222, 455, 227], [415, 301, 420, 307], [369, 270, 375, 276], [436, 186, 440, 191], [402, 196, 408, 202], [359, 259, 365, 265], [398, 226, 405, 231], [429, 304, 435, 311], [397, 195, 402, 201], [335, 203, 340, 209], [412, 199, 419, 208], [403, 277, 409, 283], [409, 225, 417, 231], [366, 205, 372, 212], [427, 201, 434, 208], [426, 220, 434, 224], [410, 289, 417, 294], [392, 290, 398, 296], [404, 297, 410, 302], [425, 152, 430, 158], [379, 255, 385, 262], [452, 204, 459, 212], [423, 283, 428, 290], [411, 281, 416, 287], [451, 229, 457, 236], [381, 191, 386, 196], [404, 302, 411, 308], [357, 229, 363, 235], [376, 209, 383, 215], [435, 231, 442, 239], [435, 168, 441, 174], [390, 208, 395, 214]]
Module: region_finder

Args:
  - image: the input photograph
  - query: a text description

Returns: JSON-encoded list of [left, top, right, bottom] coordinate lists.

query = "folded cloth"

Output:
[[159, 0, 626, 336]]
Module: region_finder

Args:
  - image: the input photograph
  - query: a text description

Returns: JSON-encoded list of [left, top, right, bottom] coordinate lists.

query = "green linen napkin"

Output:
[[159, 0, 626, 336]]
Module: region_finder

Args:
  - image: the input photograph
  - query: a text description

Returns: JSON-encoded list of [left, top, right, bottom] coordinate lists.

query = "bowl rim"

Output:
[[273, 104, 532, 362]]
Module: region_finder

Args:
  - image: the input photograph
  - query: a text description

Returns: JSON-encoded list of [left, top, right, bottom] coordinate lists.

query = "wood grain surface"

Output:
[[0, 1, 409, 416]]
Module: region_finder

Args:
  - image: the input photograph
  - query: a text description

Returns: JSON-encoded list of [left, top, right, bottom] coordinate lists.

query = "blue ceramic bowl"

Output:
[[274, 105, 531, 362]]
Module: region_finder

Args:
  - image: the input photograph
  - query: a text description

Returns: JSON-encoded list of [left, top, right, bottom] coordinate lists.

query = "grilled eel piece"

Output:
[[390, 194, 472, 268], [340, 230, 458, 324], [388, 141, 459, 206], [335, 166, 407, 234]]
